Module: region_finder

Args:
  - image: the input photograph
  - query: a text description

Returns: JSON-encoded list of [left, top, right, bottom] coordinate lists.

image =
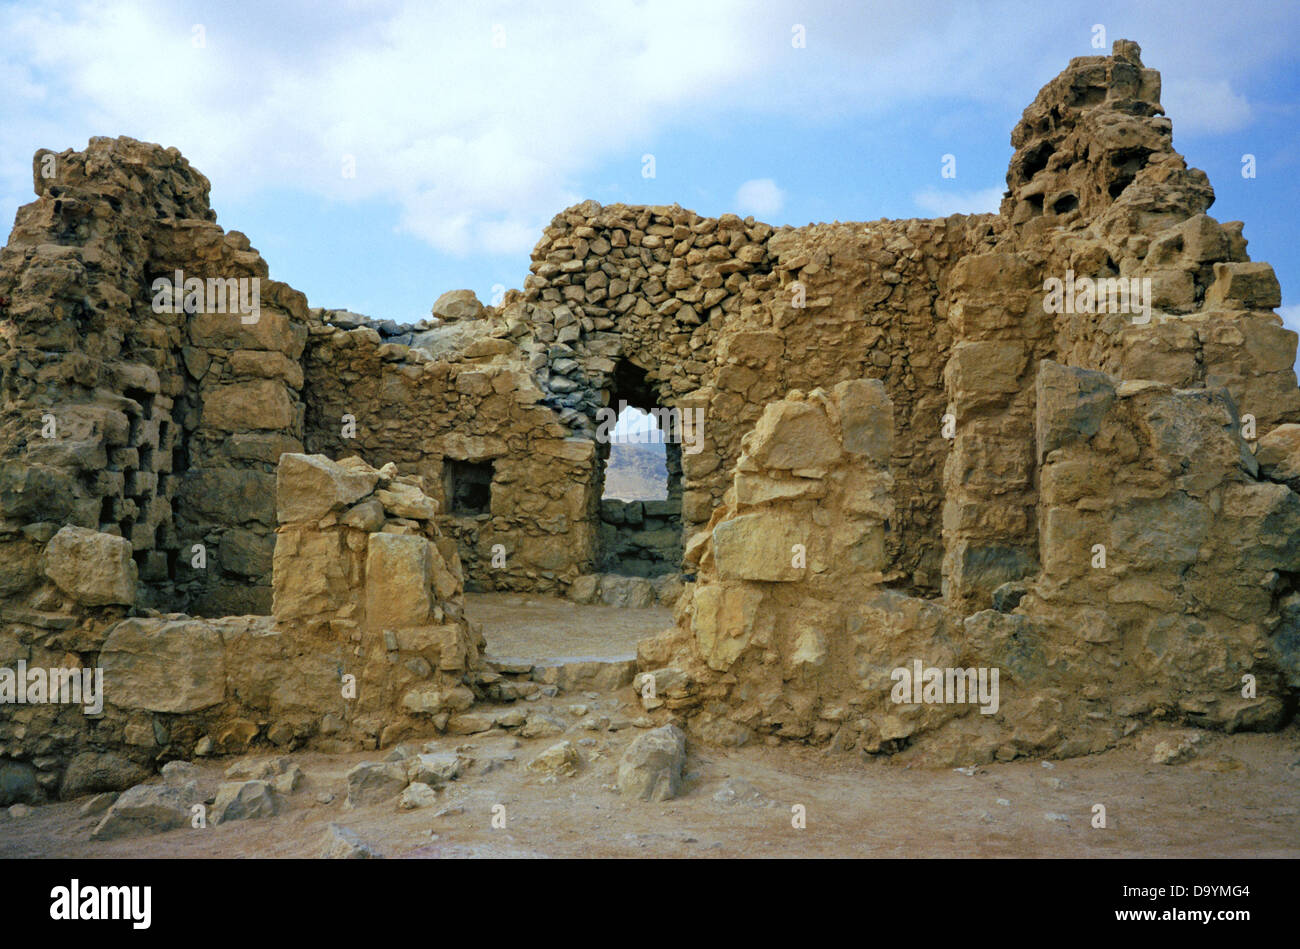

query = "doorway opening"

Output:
[[597, 360, 683, 577]]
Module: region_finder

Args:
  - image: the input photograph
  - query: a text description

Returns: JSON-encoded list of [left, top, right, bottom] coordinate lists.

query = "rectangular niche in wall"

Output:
[[444, 459, 494, 516]]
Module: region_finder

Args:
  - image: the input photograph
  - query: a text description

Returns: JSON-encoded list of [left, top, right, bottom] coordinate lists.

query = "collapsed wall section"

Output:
[[0, 137, 309, 625], [648, 365, 1299, 763]]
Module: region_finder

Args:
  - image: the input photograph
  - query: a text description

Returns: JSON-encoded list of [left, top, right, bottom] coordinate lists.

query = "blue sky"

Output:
[[2, 0, 1298, 338]]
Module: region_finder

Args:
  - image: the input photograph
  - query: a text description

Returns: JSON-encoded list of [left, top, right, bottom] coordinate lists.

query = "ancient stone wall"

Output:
[[0, 452, 483, 797], [517, 206, 994, 595], [300, 311, 600, 592], [2, 39, 1298, 777], [0, 137, 309, 624], [645, 363, 1299, 763], [597, 498, 681, 576]]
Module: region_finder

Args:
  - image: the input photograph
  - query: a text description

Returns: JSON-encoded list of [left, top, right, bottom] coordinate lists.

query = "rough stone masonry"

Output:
[[1, 39, 1298, 797]]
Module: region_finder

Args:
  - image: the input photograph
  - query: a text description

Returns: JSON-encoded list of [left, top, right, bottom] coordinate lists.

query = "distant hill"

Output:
[[604, 441, 667, 500]]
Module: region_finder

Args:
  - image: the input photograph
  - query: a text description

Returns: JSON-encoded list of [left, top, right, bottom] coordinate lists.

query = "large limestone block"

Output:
[[366, 533, 432, 628], [1199, 314, 1299, 377], [43, 526, 137, 606], [277, 453, 379, 523], [1257, 424, 1300, 491], [944, 541, 1037, 603], [0, 537, 39, 597], [229, 349, 304, 388], [180, 468, 277, 528], [190, 307, 307, 359], [221, 527, 275, 578], [735, 472, 820, 506], [946, 341, 1027, 414], [60, 752, 150, 800], [99, 618, 226, 713], [90, 781, 200, 840], [322, 823, 383, 859], [1034, 360, 1116, 462], [1204, 262, 1282, 310], [272, 526, 353, 620], [375, 482, 439, 520], [432, 289, 484, 322], [345, 761, 410, 806], [26, 404, 129, 470], [212, 780, 279, 823], [834, 379, 893, 463], [746, 401, 840, 470], [949, 251, 1038, 294], [1130, 388, 1244, 491], [713, 511, 806, 582], [201, 379, 295, 432], [1109, 492, 1211, 570], [691, 582, 765, 671], [0, 462, 77, 521], [1119, 321, 1199, 387], [1220, 481, 1300, 574]]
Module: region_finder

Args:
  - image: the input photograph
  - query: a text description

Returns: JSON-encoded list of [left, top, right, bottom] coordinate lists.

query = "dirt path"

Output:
[[4, 710, 1297, 859], [6, 596, 1295, 859]]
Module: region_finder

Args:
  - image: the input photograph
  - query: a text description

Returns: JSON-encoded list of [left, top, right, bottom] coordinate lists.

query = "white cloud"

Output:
[[912, 186, 1004, 217], [1162, 78, 1252, 135], [0, 0, 1293, 257], [1278, 305, 1300, 337], [734, 178, 785, 218], [0, 0, 764, 257]]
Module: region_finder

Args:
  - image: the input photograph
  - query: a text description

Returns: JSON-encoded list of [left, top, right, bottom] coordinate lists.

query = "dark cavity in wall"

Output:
[[444, 459, 494, 516]]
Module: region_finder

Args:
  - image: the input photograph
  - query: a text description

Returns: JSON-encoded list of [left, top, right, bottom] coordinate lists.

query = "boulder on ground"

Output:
[[527, 741, 581, 778], [344, 761, 409, 807], [90, 781, 199, 840], [212, 780, 280, 824], [160, 761, 199, 785], [0, 759, 38, 806], [398, 782, 439, 810], [617, 724, 687, 802], [323, 822, 383, 858]]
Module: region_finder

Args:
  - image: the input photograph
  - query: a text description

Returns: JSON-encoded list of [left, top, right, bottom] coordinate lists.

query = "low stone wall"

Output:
[[597, 498, 682, 576], [0, 452, 486, 802]]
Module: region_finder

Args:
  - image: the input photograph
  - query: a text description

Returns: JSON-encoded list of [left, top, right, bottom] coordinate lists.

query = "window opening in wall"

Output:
[[602, 406, 668, 502], [445, 459, 494, 516]]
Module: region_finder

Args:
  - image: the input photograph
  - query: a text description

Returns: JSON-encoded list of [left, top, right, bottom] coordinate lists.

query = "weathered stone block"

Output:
[[713, 512, 805, 582], [365, 533, 432, 629], [99, 618, 226, 713], [277, 453, 379, 524], [43, 526, 137, 606]]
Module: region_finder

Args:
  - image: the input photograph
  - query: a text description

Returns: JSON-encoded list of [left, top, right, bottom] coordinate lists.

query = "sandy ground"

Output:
[[3, 704, 1297, 859], [3, 596, 1297, 859], [467, 592, 671, 663]]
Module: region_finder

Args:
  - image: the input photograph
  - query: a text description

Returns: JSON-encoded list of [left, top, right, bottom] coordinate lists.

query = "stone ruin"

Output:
[[2, 40, 1299, 800]]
